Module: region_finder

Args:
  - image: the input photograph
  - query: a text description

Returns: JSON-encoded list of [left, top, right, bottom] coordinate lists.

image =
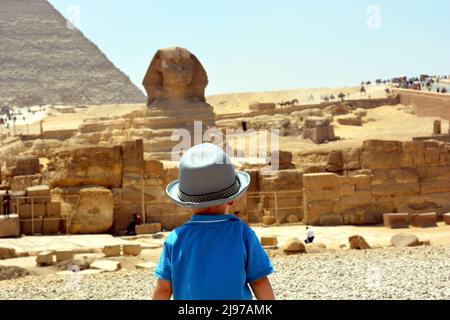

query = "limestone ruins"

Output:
[[1, 44, 450, 236]]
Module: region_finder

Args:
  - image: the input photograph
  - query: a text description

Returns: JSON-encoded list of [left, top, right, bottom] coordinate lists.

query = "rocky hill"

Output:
[[0, 0, 146, 105]]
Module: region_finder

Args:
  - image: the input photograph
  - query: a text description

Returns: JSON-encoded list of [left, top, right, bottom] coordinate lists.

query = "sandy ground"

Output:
[[283, 104, 441, 155], [0, 230, 449, 300], [207, 85, 390, 115], [10, 103, 145, 134], [253, 222, 450, 249], [7, 84, 390, 134], [226, 104, 441, 163], [0, 234, 164, 256], [1, 223, 449, 271]]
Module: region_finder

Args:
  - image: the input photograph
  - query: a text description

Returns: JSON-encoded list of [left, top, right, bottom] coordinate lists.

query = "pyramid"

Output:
[[0, 0, 146, 105]]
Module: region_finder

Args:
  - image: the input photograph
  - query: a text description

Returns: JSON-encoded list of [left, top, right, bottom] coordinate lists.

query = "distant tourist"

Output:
[[2, 191, 11, 218], [304, 226, 315, 244], [152, 143, 275, 300], [437, 87, 441, 93], [126, 213, 142, 235], [360, 86, 366, 96]]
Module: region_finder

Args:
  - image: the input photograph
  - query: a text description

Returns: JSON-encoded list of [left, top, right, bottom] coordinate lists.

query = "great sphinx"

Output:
[[143, 47, 208, 107]]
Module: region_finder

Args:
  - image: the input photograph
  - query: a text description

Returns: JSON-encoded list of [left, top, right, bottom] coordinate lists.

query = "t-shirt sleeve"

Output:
[[244, 228, 274, 283], [153, 241, 172, 282]]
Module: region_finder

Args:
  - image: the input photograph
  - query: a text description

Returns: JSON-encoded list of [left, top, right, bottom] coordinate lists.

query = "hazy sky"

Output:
[[49, 0, 450, 95]]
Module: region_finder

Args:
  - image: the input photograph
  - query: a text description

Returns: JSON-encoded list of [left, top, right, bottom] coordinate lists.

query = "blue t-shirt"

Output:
[[154, 214, 274, 300]]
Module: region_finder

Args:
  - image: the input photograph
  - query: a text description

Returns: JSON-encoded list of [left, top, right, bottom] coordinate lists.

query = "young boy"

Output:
[[152, 143, 275, 300]]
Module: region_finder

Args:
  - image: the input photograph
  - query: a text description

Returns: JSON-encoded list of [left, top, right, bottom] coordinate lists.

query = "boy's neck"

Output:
[[191, 204, 230, 215], [193, 211, 228, 216]]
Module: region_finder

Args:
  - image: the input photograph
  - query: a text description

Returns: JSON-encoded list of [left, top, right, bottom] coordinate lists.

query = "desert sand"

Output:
[[207, 84, 390, 115]]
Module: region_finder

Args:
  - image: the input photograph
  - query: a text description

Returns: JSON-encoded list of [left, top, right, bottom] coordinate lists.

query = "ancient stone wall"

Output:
[[242, 167, 303, 224], [216, 95, 400, 121], [394, 89, 450, 120], [303, 139, 450, 226]]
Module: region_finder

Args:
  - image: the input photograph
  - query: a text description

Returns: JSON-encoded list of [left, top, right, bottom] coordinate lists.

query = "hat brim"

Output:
[[166, 171, 251, 209]]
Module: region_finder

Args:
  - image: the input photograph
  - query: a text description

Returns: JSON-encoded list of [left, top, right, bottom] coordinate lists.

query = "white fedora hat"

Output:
[[166, 143, 250, 208]]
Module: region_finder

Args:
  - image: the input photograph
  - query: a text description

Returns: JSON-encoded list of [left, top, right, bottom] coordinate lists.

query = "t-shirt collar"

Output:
[[190, 214, 239, 223]]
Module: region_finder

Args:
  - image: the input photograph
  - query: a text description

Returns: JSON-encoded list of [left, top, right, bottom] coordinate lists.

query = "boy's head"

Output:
[[166, 143, 250, 212]]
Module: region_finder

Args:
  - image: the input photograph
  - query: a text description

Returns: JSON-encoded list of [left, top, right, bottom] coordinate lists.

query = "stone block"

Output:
[[9, 174, 42, 192], [420, 177, 450, 194], [0, 215, 20, 238], [36, 251, 54, 266], [326, 150, 344, 172], [349, 235, 371, 250], [260, 236, 278, 247], [372, 182, 420, 196], [29, 196, 52, 204], [18, 203, 31, 219], [362, 140, 403, 153], [304, 189, 339, 201], [11, 156, 40, 176], [303, 126, 335, 144], [144, 160, 165, 177], [249, 103, 276, 111], [122, 244, 142, 256], [0, 247, 17, 259], [303, 173, 340, 190], [444, 213, 450, 225], [103, 245, 121, 257], [90, 260, 121, 272], [285, 215, 299, 223], [20, 218, 43, 235], [26, 185, 51, 198], [362, 151, 403, 169], [410, 212, 437, 228], [136, 262, 157, 270], [42, 218, 61, 235], [391, 233, 419, 247], [336, 114, 362, 126], [343, 147, 362, 170], [283, 237, 306, 253], [55, 250, 74, 262], [135, 223, 162, 235], [262, 216, 276, 225], [303, 200, 334, 226], [392, 192, 450, 215], [319, 213, 343, 226], [48, 145, 123, 188], [45, 202, 61, 217], [33, 203, 46, 217], [383, 213, 410, 229], [69, 187, 114, 234]]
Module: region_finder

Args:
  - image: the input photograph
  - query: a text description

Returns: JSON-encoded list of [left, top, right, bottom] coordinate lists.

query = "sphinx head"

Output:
[[143, 47, 208, 106]]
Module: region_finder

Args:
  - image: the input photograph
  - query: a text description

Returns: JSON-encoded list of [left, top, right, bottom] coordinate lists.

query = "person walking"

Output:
[[2, 190, 11, 218], [304, 226, 315, 244]]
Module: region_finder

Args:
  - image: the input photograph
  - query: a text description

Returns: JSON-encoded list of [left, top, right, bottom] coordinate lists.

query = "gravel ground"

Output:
[[0, 246, 449, 300]]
